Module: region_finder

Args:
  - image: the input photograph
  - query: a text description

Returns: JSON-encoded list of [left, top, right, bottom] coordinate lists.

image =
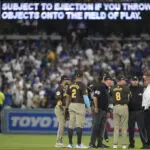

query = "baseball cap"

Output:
[[103, 74, 112, 81], [88, 82, 95, 91], [75, 70, 83, 78], [99, 72, 111, 81], [117, 75, 126, 81], [131, 76, 139, 81], [60, 75, 69, 83]]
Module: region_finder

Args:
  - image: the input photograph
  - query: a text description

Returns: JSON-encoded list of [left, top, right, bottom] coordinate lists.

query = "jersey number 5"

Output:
[[116, 92, 121, 101], [72, 89, 77, 98]]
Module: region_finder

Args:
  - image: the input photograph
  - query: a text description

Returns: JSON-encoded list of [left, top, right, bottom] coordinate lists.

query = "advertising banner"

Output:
[[1, 109, 139, 134]]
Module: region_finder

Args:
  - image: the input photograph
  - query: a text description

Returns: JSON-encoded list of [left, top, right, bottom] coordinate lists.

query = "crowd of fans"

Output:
[[0, 23, 150, 109]]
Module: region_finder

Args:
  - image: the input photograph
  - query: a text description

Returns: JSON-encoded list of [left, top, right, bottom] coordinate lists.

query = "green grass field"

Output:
[[0, 134, 142, 150]]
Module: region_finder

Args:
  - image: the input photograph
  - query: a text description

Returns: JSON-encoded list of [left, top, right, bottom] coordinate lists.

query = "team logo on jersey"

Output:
[[95, 90, 100, 95], [138, 93, 142, 96], [56, 91, 61, 96]]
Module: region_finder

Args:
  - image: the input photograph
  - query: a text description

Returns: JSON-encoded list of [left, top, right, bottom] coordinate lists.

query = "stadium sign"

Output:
[[11, 116, 52, 128], [1, 109, 92, 134], [0, 2, 150, 20], [1, 109, 139, 134]]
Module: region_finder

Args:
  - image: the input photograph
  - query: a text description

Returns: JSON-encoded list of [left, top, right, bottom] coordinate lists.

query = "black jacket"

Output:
[[128, 85, 144, 111], [94, 83, 109, 111]]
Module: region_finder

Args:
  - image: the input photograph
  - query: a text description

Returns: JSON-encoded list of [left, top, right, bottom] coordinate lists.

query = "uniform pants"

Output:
[[113, 104, 128, 146], [68, 103, 86, 129], [145, 109, 150, 145], [55, 105, 66, 143], [128, 110, 148, 146], [104, 128, 108, 140], [89, 109, 107, 145]]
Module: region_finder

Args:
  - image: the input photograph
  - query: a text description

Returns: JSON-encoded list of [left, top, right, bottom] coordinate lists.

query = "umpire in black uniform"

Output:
[[128, 76, 148, 149], [89, 74, 113, 148]]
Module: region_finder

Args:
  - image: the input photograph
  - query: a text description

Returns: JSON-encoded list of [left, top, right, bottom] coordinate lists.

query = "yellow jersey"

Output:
[[0, 92, 5, 105]]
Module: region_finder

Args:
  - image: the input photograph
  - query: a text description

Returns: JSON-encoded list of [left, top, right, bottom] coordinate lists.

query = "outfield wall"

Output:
[[1, 109, 139, 134]]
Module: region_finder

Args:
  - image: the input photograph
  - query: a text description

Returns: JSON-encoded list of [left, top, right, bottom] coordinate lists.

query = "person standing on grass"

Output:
[[55, 75, 70, 148], [89, 73, 113, 148], [111, 76, 129, 149], [128, 76, 148, 149], [67, 71, 92, 148], [142, 72, 150, 149]]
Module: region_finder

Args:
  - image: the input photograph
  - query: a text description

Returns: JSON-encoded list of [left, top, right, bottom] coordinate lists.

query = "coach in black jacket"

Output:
[[128, 76, 148, 149]]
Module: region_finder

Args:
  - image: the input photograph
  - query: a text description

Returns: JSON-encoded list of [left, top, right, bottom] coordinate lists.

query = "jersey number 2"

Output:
[[72, 89, 77, 98]]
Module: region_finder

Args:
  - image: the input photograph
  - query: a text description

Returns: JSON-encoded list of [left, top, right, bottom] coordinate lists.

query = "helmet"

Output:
[[60, 75, 69, 83], [131, 76, 139, 81], [117, 75, 126, 81]]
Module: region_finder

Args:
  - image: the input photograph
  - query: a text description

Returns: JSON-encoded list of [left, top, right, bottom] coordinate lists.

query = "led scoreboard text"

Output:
[[0, 3, 150, 20]]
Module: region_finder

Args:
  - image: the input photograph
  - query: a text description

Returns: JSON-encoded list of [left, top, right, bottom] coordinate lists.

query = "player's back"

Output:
[[112, 85, 129, 105], [68, 81, 87, 104]]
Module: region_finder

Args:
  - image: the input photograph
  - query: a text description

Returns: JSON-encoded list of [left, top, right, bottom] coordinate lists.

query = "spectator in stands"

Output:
[[12, 84, 24, 108], [33, 77, 43, 92], [0, 89, 5, 132], [0, 71, 2, 90], [4, 86, 12, 108], [39, 85, 47, 108], [0, 28, 150, 109], [0, 90, 5, 111], [26, 88, 34, 109], [33, 91, 40, 108]]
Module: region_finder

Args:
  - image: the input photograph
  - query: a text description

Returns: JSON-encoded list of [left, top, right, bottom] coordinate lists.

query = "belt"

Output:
[[115, 104, 127, 106], [99, 108, 107, 111], [55, 105, 66, 110], [71, 101, 84, 104]]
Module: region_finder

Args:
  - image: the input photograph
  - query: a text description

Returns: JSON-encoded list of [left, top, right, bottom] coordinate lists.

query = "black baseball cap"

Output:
[[103, 74, 112, 81], [60, 75, 69, 83], [117, 75, 126, 81], [131, 76, 139, 81], [88, 82, 95, 90], [99, 72, 111, 81], [75, 70, 83, 78]]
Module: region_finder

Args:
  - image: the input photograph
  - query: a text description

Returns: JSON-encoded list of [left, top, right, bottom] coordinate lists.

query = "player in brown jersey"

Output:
[[111, 76, 129, 149], [66, 71, 92, 148], [55, 75, 70, 148]]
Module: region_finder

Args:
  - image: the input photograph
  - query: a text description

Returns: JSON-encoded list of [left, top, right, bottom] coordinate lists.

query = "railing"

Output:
[[85, 36, 150, 41], [0, 35, 62, 40], [0, 35, 149, 41]]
